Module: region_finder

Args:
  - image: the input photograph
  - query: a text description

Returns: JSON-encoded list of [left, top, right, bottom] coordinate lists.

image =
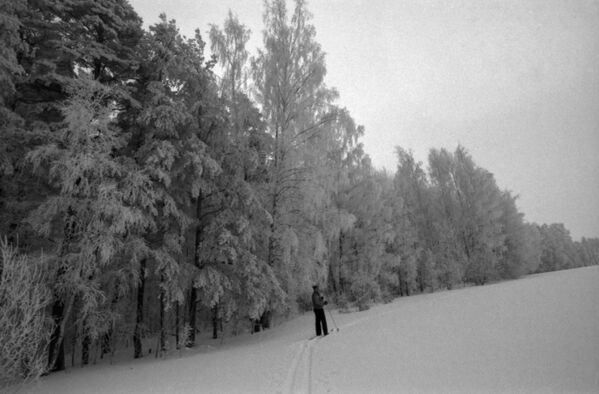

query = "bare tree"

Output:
[[0, 238, 53, 385]]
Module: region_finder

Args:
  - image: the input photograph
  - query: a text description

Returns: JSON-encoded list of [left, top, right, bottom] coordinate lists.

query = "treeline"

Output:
[[0, 0, 598, 384]]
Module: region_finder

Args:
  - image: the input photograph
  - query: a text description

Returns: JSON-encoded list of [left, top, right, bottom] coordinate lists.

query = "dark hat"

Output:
[[312, 284, 319, 289]]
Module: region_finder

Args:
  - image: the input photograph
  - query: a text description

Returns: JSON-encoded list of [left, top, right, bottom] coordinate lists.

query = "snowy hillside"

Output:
[[22, 266, 599, 393]]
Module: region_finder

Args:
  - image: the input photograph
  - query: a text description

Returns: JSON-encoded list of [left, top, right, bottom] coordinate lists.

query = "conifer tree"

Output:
[[26, 74, 155, 370], [125, 14, 222, 350], [0, 0, 25, 176], [0, 0, 145, 369]]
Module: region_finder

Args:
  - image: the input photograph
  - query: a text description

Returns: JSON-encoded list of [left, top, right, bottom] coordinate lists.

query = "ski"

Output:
[[309, 331, 335, 341]]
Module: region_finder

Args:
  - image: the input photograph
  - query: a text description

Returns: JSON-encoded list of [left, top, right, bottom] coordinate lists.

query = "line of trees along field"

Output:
[[1, 0, 598, 384]]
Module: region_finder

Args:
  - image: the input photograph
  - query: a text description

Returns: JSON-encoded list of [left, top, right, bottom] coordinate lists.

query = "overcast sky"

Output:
[[129, 0, 599, 240]]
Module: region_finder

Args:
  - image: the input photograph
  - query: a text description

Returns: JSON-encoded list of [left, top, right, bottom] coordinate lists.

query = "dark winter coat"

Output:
[[312, 290, 325, 310]]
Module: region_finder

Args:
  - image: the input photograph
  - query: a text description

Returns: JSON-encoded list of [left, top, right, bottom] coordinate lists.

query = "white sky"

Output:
[[129, 0, 599, 240]]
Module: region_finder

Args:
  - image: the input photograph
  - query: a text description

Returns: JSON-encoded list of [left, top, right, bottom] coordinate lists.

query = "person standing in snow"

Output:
[[312, 285, 328, 336]]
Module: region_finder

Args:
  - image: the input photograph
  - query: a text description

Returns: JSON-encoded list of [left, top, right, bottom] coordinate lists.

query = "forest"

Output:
[[1, 0, 598, 385]]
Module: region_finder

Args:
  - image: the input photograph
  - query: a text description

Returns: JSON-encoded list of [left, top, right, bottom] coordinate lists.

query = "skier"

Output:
[[311, 285, 328, 336]]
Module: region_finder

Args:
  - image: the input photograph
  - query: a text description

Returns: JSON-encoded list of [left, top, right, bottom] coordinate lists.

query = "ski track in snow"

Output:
[[280, 336, 319, 394]]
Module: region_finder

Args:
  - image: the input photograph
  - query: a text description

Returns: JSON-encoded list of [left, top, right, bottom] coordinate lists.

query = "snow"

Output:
[[21, 266, 599, 393]]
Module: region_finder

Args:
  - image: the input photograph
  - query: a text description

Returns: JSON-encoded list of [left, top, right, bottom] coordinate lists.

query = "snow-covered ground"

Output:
[[21, 266, 599, 393]]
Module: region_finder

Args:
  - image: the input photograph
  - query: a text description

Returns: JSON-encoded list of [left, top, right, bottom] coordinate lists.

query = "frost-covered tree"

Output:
[[537, 223, 577, 272], [125, 14, 223, 350], [208, 12, 287, 335], [521, 223, 542, 274], [210, 11, 251, 127], [26, 74, 155, 370], [495, 191, 529, 279], [251, 0, 348, 317], [574, 237, 599, 267], [336, 157, 391, 308], [0, 0, 145, 369], [428, 146, 507, 285], [0, 0, 25, 178], [252, 0, 328, 266], [392, 147, 435, 293], [427, 148, 465, 288]]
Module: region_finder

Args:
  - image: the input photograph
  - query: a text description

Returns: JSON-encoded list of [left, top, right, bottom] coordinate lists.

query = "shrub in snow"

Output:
[[349, 277, 381, 311], [336, 294, 352, 313], [0, 238, 53, 385]]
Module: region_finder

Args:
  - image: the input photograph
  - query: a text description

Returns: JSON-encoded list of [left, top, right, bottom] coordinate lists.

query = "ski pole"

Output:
[[326, 307, 339, 331]]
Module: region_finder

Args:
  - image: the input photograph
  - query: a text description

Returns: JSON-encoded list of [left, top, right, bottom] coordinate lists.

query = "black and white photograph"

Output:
[[1, 0, 598, 392]]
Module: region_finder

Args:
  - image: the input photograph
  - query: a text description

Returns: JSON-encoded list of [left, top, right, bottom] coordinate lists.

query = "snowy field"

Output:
[[20, 266, 599, 393]]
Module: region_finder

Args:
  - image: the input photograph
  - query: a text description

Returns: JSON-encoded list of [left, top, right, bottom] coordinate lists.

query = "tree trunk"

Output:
[[260, 310, 271, 330], [48, 292, 75, 372], [188, 288, 197, 347], [267, 180, 281, 268], [71, 328, 76, 367], [338, 231, 344, 294], [100, 332, 110, 359], [81, 332, 90, 366], [175, 302, 180, 349], [268, 220, 276, 267], [252, 319, 261, 333], [211, 304, 218, 339], [398, 268, 405, 297], [418, 268, 425, 293], [101, 288, 119, 358], [133, 258, 146, 359], [188, 193, 203, 347], [159, 275, 166, 354], [48, 300, 66, 371], [49, 209, 80, 372]]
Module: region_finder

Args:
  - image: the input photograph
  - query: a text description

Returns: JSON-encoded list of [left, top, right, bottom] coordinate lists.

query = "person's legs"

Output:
[[314, 310, 321, 336], [315, 309, 328, 335]]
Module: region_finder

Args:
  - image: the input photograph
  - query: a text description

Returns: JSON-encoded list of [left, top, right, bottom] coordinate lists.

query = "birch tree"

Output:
[[251, 0, 341, 314], [209, 12, 285, 334]]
